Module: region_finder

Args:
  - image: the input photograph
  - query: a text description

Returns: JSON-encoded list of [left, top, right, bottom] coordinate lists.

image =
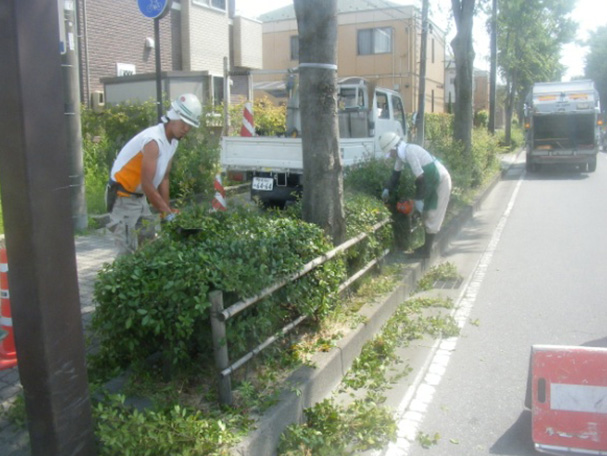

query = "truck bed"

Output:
[[221, 136, 379, 173]]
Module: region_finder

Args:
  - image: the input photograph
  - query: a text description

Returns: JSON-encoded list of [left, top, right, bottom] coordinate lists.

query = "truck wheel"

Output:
[[526, 156, 537, 172], [588, 156, 597, 172]]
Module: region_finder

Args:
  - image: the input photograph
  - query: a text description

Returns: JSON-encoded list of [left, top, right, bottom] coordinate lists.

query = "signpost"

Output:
[[138, 0, 172, 122]]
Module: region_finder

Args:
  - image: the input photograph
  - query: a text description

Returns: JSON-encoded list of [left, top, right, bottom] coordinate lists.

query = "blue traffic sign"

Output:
[[138, 0, 172, 19]]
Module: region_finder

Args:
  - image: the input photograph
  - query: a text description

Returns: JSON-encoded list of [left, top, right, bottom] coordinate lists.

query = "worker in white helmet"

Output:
[[106, 93, 202, 256], [379, 131, 452, 259]]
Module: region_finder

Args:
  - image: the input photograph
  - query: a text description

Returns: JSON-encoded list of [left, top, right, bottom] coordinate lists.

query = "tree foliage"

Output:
[[497, 0, 576, 143], [584, 26, 607, 109]]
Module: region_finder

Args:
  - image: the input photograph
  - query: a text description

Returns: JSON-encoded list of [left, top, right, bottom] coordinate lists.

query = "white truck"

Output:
[[221, 77, 407, 206], [524, 80, 601, 172]]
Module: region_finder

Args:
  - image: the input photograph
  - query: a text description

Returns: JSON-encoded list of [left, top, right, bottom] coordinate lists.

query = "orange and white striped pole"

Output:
[[0, 249, 17, 370], [211, 174, 227, 212], [240, 101, 254, 137]]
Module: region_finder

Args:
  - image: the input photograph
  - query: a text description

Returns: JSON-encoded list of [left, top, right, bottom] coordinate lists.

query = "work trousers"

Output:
[[107, 195, 158, 256]]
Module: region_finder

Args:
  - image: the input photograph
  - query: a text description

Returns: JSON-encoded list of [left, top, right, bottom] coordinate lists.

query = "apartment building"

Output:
[[75, 0, 262, 108], [257, 0, 447, 115]]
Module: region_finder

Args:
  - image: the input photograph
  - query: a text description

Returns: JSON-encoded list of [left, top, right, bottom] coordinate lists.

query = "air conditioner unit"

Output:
[[91, 91, 105, 113]]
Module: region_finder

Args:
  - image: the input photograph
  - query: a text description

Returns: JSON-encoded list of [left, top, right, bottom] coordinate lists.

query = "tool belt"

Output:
[[105, 180, 144, 213]]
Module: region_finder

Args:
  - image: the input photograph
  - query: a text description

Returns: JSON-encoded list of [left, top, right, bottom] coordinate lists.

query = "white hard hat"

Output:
[[379, 131, 401, 157], [170, 93, 202, 128]]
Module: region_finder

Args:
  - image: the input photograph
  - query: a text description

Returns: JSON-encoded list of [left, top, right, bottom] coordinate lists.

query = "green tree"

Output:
[[497, 0, 576, 145], [584, 26, 607, 109]]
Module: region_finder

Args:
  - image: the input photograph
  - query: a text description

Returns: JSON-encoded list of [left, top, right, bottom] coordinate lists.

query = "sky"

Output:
[[235, 0, 606, 82]]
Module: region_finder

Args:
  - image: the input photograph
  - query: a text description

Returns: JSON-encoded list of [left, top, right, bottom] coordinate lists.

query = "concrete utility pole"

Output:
[[61, 0, 88, 231], [415, 0, 429, 146], [488, 0, 498, 134], [0, 1, 96, 454]]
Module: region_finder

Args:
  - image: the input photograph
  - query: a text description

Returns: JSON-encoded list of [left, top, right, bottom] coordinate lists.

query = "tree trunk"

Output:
[[294, 0, 345, 245], [451, 0, 476, 159], [503, 68, 518, 147]]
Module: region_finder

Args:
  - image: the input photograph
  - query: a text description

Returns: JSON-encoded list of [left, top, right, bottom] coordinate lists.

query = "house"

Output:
[[74, 0, 262, 108], [255, 0, 447, 115]]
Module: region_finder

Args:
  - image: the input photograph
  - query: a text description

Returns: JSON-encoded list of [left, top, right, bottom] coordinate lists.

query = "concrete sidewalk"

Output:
[[0, 150, 521, 455]]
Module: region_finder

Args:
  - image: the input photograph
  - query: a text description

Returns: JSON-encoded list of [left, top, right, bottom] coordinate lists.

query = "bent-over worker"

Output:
[[106, 93, 202, 256], [379, 132, 452, 258]]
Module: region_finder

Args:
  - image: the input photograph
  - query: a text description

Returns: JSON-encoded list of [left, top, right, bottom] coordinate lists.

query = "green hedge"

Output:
[[90, 195, 391, 375]]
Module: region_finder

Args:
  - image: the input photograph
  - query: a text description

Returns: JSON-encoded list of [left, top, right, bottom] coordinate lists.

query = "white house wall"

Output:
[[183, 1, 230, 75]]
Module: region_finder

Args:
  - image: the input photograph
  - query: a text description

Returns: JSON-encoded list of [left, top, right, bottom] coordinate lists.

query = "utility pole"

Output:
[[415, 0, 429, 146], [0, 1, 96, 454], [488, 0, 497, 134], [61, 0, 88, 231]]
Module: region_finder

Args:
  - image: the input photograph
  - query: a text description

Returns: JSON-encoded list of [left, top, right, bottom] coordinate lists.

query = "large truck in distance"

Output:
[[524, 80, 601, 172], [221, 76, 407, 206]]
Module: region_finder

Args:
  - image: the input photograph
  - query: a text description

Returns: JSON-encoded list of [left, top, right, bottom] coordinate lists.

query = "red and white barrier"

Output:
[[240, 102, 254, 137], [0, 249, 17, 370], [211, 174, 227, 212]]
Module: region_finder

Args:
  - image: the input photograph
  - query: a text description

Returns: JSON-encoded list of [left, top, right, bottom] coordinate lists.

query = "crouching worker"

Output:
[[106, 93, 202, 256], [379, 132, 452, 258]]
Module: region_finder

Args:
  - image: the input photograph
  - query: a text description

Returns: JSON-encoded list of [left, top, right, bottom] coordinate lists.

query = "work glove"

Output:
[[381, 188, 390, 203], [164, 213, 177, 222], [414, 200, 424, 213]]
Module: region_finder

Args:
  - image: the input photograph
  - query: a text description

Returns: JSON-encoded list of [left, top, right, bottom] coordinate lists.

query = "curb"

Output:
[[234, 151, 522, 455]]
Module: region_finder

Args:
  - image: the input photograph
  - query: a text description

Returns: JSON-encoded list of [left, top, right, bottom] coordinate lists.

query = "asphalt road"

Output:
[[385, 151, 607, 456]]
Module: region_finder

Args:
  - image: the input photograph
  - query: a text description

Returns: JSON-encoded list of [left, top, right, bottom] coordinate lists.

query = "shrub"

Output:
[[423, 113, 502, 190], [94, 394, 240, 456], [474, 109, 489, 128], [90, 205, 347, 374], [229, 97, 287, 137], [83, 135, 111, 215], [343, 155, 417, 250]]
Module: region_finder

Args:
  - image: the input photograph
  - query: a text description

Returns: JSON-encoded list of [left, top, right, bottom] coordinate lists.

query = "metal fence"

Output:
[[209, 218, 391, 404]]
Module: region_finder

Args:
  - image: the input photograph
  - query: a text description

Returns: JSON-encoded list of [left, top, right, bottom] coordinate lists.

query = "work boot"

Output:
[[411, 233, 435, 259]]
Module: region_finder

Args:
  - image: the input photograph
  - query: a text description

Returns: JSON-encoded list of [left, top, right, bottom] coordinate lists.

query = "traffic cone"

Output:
[[0, 249, 17, 370], [211, 174, 227, 212]]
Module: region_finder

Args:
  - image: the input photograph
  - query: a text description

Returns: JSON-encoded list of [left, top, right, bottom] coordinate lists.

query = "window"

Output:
[[392, 95, 406, 134], [338, 87, 365, 109], [290, 36, 299, 61], [376, 92, 389, 118], [357, 27, 393, 55], [213, 76, 224, 106], [193, 0, 226, 11]]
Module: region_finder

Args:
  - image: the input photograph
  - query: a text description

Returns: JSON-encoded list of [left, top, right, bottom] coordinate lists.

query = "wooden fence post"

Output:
[[209, 290, 232, 405]]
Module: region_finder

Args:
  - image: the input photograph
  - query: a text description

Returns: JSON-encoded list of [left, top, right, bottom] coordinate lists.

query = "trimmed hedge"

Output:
[[90, 195, 391, 375]]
